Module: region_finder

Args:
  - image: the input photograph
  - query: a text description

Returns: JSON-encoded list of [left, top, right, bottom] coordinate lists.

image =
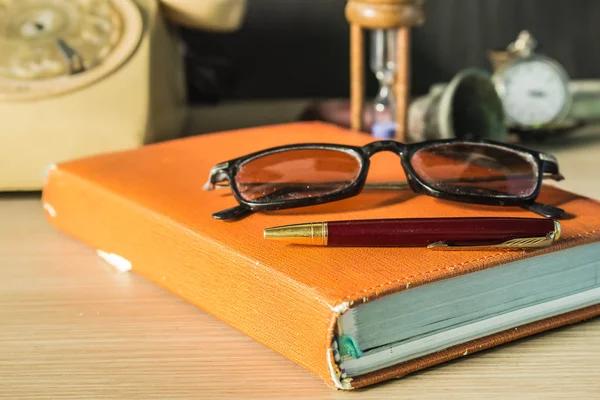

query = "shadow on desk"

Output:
[[0, 191, 41, 199]]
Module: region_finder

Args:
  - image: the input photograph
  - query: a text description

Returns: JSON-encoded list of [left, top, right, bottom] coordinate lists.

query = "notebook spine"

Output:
[[42, 166, 345, 389]]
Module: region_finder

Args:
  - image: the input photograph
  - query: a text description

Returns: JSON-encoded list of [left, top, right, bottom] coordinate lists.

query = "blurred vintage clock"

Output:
[[489, 31, 580, 136], [0, 0, 143, 100], [0, 0, 246, 191]]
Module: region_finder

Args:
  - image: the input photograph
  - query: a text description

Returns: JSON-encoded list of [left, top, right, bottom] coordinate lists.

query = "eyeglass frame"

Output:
[[203, 138, 565, 221]]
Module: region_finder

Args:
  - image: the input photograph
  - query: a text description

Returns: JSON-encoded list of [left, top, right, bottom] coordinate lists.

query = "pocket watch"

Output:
[[0, 0, 143, 101], [490, 31, 579, 134]]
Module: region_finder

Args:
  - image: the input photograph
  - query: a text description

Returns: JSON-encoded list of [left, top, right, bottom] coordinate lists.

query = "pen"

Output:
[[263, 217, 561, 249]]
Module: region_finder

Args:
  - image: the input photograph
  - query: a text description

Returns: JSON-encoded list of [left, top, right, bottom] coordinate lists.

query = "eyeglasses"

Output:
[[203, 139, 565, 221]]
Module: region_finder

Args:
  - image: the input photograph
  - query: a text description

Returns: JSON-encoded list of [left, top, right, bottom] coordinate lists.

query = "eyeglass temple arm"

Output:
[[524, 202, 565, 219], [203, 163, 230, 191], [540, 153, 564, 181], [212, 204, 254, 220]]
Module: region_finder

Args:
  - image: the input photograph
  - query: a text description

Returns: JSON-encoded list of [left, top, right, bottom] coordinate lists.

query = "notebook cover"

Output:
[[41, 121, 600, 390]]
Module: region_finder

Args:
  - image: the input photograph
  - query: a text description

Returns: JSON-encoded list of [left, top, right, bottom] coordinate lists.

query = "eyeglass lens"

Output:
[[410, 143, 539, 198], [234, 149, 362, 203]]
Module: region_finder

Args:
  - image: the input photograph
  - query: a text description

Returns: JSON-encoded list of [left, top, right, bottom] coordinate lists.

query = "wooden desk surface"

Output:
[[2, 125, 600, 399]]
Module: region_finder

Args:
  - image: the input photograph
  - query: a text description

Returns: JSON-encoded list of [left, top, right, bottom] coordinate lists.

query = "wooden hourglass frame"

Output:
[[345, 0, 425, 141]]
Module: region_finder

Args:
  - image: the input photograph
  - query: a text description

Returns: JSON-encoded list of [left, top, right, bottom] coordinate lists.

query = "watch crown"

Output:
[[509, 30, 537, 57]]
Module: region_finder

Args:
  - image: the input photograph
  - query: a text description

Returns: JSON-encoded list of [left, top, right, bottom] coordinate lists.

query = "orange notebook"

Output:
[[42, 122, 600, 390]]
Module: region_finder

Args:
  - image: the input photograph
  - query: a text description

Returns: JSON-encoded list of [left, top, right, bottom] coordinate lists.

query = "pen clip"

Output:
[[427, 231, 558, 250]]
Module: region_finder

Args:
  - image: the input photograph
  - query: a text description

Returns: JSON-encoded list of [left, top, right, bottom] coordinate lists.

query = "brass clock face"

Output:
[[0, 0, 143, 101]]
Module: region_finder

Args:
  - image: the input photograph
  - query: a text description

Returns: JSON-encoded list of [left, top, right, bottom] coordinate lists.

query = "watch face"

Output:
[[500, 57, 570, 127], [0, 0, 143, 101]]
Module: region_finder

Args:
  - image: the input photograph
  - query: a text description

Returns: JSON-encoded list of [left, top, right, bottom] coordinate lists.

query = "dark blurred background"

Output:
[[179, 0, 600, 104]]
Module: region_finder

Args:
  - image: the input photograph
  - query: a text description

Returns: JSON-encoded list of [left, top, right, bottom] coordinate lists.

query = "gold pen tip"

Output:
[[263, 223, 328, 245], [264, 226, 287, 240]]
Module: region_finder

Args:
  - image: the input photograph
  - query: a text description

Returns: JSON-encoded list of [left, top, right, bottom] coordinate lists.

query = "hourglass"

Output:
[[345, 0, 425, 141]]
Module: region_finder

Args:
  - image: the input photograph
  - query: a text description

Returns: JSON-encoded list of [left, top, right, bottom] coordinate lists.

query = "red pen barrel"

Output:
[[326, 217, 557, 247]]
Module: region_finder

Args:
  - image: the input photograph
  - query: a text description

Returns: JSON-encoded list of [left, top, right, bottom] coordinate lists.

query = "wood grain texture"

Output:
[[344, 0, 425, 28], [2, 124, 600, 399], [350, 23, 364, 131], [395, 26, 410, 141]]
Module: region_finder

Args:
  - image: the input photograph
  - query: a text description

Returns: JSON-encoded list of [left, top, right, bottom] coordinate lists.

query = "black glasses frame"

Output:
[[203, 139, 565, 221]]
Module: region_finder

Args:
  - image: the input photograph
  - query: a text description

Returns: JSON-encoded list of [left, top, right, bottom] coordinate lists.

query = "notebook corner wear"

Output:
[[325, 300, 354, 390], [330, 301, 350, 314], [97, 250, 132, 273], [327, 343, 354, 390]]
